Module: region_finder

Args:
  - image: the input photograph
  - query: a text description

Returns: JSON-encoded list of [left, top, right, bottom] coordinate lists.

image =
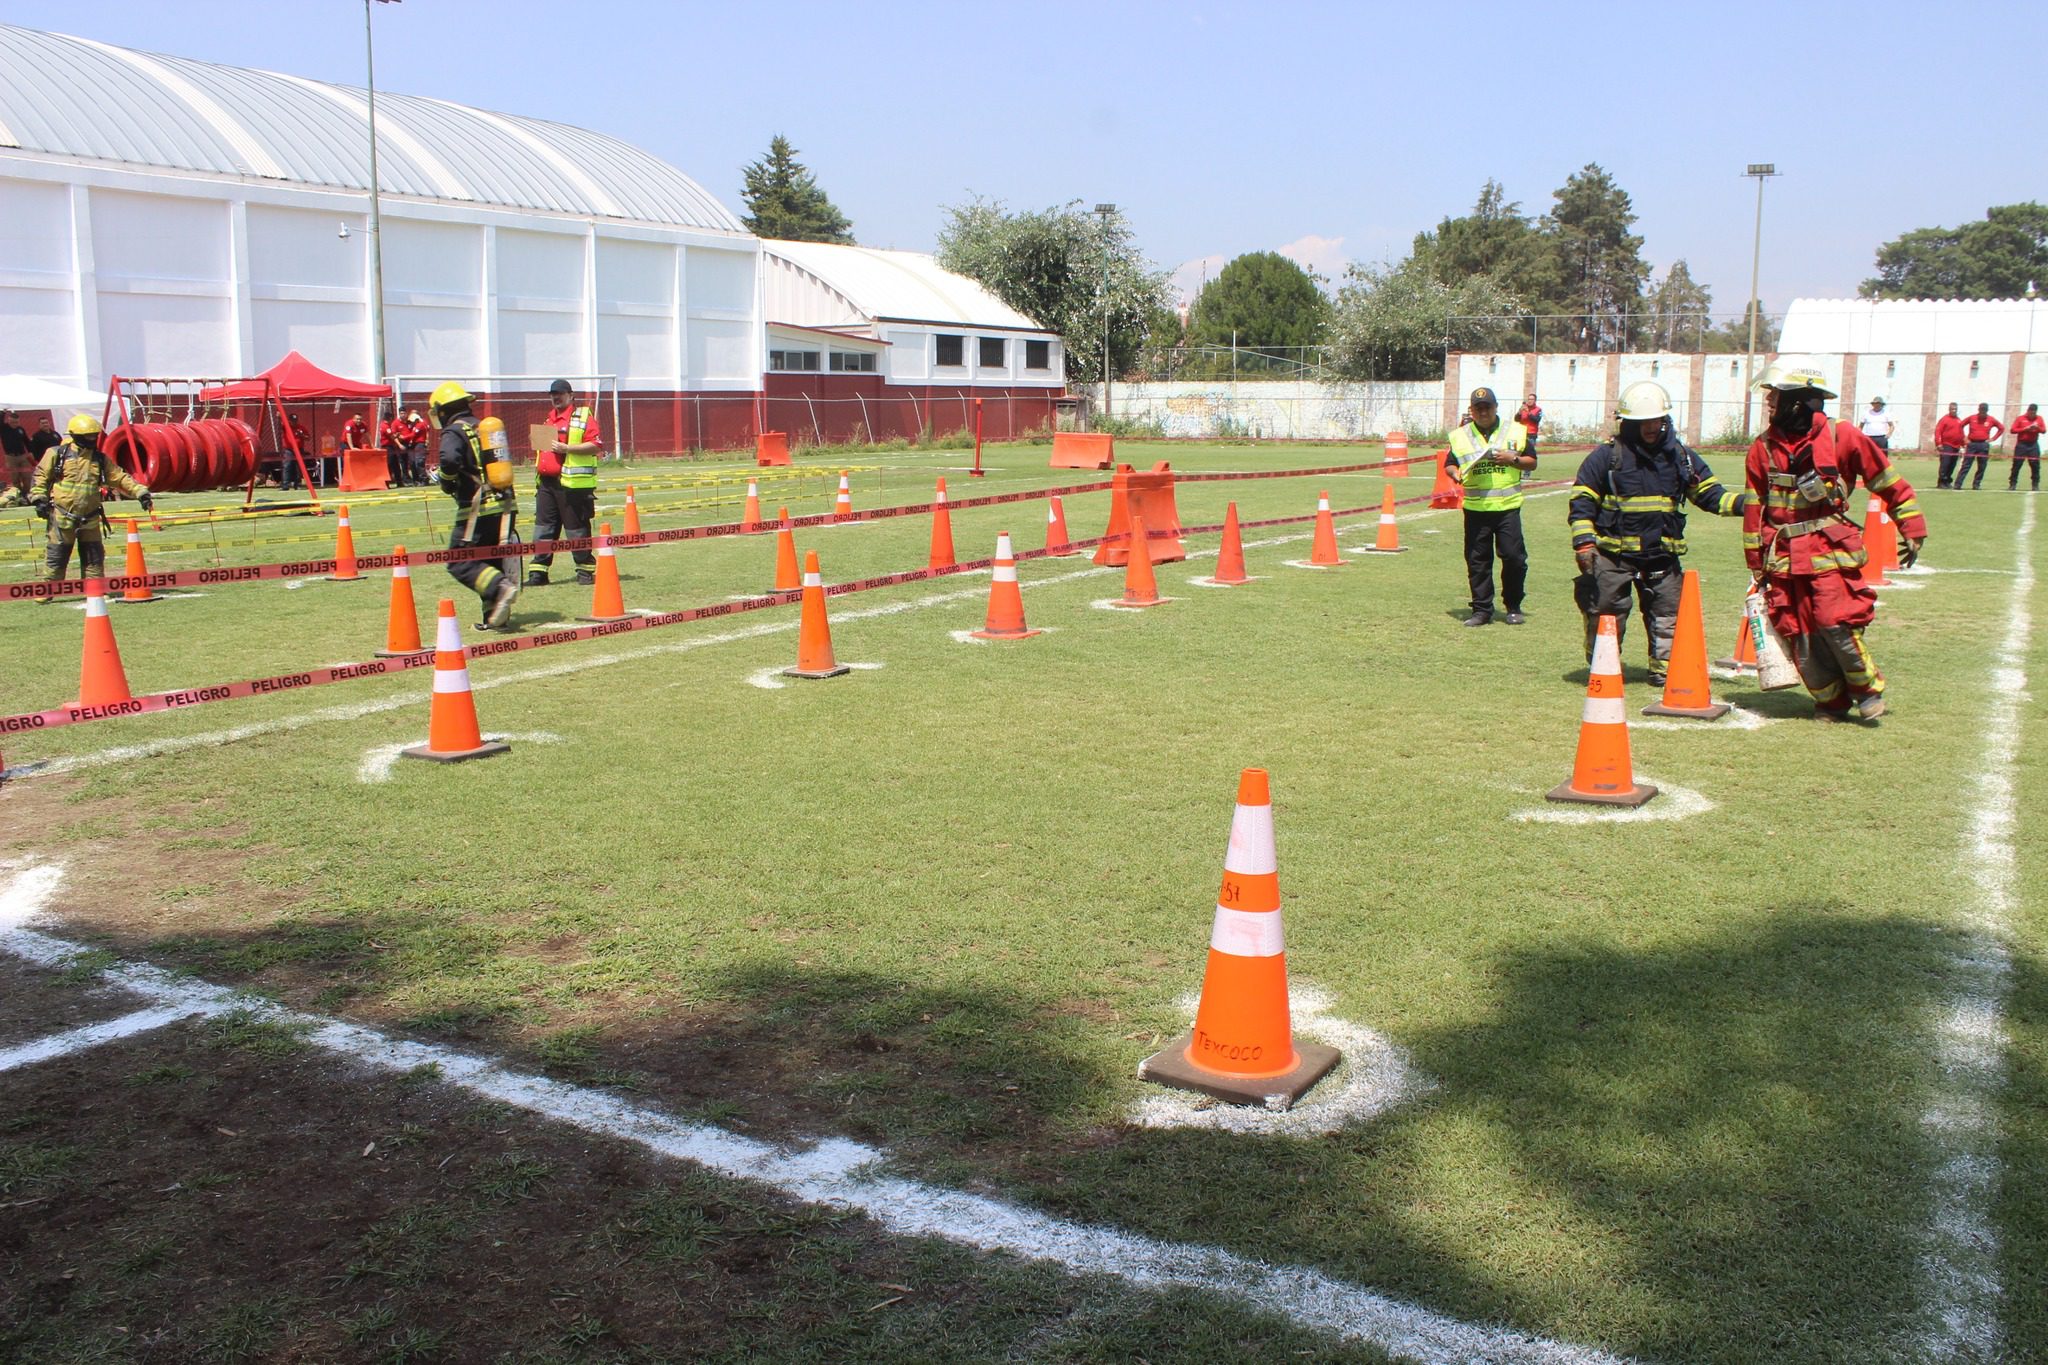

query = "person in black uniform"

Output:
[[429, 381, 520, 630], [1568, 380, 1747, 684]]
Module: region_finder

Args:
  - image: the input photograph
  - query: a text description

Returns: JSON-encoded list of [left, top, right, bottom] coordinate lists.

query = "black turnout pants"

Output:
[[2012, 444, 2041, 490], [531, 478, 595, 571], [448, 503, 516, 606], [1574, 551, 1682, 673], [1462, 507, 1526, 617]]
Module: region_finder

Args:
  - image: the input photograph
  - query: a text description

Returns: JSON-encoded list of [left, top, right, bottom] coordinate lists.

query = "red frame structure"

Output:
[[102, 375, 319, 510]]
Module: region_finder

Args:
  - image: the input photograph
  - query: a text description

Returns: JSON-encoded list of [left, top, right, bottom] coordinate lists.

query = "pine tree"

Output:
[[739, 136, 854, 244]]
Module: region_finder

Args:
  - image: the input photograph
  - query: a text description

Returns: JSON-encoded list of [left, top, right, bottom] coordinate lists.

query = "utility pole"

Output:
[[1095, 204, 1116, 419], [364, 0, 400, 390], [1742, 163, 1778, 436]]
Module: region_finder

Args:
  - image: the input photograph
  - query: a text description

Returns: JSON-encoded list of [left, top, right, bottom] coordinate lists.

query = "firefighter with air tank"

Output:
[[1568, 380, 1747, 684], [429, 382, 521, 631], [27, 414, 153, 596]]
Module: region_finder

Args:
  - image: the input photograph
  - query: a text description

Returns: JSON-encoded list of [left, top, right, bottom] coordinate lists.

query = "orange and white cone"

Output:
[[1644, 569, 1730, 720], [785, 550, 850, 679], [1715, 614, 1759, 673], [929, 477, 957, 570], [75, 579, 134, 709], [1045, 496, 1075, 556], [622, 485, 642, 537], [1207, 502, 1250, 585], [325, 504, 364, 582], [741, 479, 763, 534], [117, 519, 158, 603], [402, 600, 509, 763], [1138, 768, 1340, 1109], [1861, 496, 1897, 586], [1358, 484, 1406, 553], [374, 544, 424, 656], [832, 471, 854, 521], [1547, 614, 1657, 807], [771, 508, 801, 593], [581, 523, 629, 622], [1116, 509, 1164, 607], [1429, 451, 1464, 509], [971, 532, 1040, 639], [1309, 491, 1343, 566]]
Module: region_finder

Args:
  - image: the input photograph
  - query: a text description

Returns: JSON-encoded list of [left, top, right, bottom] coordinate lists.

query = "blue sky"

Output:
[[15, 0, 2044, 312]]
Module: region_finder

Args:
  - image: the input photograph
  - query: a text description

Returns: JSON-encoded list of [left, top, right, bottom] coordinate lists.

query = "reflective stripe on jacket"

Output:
[[1447, 420, 1530, 511], [1568, 435, 1741, 559], [560, 406, 599, 489]]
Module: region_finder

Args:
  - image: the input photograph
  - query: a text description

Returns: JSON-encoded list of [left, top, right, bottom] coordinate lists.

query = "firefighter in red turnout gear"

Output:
[[1742, 364, 1927, 721]]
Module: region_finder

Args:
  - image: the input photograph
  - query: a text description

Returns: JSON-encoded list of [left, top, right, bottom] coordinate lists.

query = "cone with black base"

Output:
[[1643, 569, 1730, 719], [1714, 614, 1758, 673], [1547, 614, 1657, 807], [1139, 768, 1340, 1111], [401, 600, 510, 764], [784, 550, 850, 679]]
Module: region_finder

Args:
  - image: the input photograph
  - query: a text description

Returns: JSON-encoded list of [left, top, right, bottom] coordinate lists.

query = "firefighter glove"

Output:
[[1574, 545, 1596, 574], [1901, 536, 1925, 569], [138, 493, 153, 512], [32, 497, 50, 519]]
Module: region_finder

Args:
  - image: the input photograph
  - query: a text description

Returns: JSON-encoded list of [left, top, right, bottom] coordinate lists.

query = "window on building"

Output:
[[768, 349, 819, 373], [828, 351, 877, 373], [1025, 339, 1051, 370], [978, 337, 1006, 369], [935, 334, 965, 367]]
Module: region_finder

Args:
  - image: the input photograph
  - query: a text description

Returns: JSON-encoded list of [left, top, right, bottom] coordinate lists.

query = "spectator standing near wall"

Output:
[[1933, 403, 1965, 488], [1, 410, 30, 495], [2010, 403, 2044, 491], [1516, 393, 1543, 455], [1959, 403, 2004, 490], [1858, 396, 1894, 451]]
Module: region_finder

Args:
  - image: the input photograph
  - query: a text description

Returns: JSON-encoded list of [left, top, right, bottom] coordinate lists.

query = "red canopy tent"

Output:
[[199, 351, 390, 402]]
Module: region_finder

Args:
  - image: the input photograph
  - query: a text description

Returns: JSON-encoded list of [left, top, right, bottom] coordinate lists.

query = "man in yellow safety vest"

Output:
[[1445, 386, 1536, 625], [526, 379, 604, 587]]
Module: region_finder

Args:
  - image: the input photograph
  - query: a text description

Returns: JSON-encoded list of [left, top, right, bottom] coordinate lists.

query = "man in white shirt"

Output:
[[1860, 397, 1895, 451]]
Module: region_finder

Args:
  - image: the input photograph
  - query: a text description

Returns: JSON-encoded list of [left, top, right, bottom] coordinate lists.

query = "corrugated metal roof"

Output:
[[764, 241, 1047, 331], [0, 24, 743, 233], [1781, 297, 2048, 355]]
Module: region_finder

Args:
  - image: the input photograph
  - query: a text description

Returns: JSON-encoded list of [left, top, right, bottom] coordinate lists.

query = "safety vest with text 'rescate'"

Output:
[[559, 406, 599, 491], [1448, 419, 1531, 511]]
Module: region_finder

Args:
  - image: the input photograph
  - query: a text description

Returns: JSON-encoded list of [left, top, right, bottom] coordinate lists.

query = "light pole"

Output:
[[1094, 203, 1116, 420], [1742, 163, 1778, 435], [363, 0, 401, 389]]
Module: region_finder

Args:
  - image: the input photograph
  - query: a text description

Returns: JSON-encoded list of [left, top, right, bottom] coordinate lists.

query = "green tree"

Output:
[[1543, 163, 1648, 351], [1411, 179, 1558, 314], [1326, 258, 1523, 381], [739, 135, 854, 243], [1639, 259, 1714, 351], [935, 198, 1171, 383], [1860, 202, 2048, 298], [1701, 299, 1780, 354], [1185, 251, 1331, 360]]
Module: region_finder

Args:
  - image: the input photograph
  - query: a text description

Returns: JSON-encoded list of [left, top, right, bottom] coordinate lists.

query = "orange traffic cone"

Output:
[[833, 471, 854, 521], [1207, 502, 1250, 585], [117, 519, 157, 603], [1644, 570, 1730, 720], [374, 544, 424, 657], [1309, 491, 1343, 566], [1547, 614, 1658, 807], [971, 532, 1040, 640], [1116, 509, 1164, 607], [741, 479, 763, 534], [1429, 451, 1464, 509], [1715, 615, 1758, 673], [75, 579, 133, 708], [771, 508, 800, 593], [581, 523, 629, 622], [785, 550, 850, 679], [1138, 767, 1341, 1109], [325, 504, 364, 581], [929, 477, 957, 570], [1861, 496, 1897, 586], [1358, 484, 1407, 554], [623, 485, 642, 537], [1045, 496, 1074, 556], [1383, 430, 1411, 478], [401, 600, 509, 763]]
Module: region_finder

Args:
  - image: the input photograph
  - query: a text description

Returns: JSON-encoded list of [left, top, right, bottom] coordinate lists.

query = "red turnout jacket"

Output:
[[1743, 416, 1925, 578]]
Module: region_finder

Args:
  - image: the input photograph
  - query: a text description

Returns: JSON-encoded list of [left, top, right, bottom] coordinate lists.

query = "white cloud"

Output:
[[1169, 253, 1227, 304], [1275, 233, 1348, 282]]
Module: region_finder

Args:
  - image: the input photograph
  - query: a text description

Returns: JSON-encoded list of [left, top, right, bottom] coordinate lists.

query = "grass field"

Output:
[[2, 439, 2044, 1363]]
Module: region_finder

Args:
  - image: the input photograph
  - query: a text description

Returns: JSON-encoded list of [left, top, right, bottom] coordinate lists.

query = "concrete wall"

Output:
[[1107, 379, 1443, 440]]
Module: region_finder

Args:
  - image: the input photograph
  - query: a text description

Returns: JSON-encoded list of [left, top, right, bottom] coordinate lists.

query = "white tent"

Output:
[[0, 375, 106, 413]]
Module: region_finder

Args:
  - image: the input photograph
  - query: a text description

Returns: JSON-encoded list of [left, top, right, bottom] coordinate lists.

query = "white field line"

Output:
[[0, 859, 1627, 1365], [0, 1002, 226, 1072], [19, 493, 1551, 782], [1914, 496, 2032, 1359]]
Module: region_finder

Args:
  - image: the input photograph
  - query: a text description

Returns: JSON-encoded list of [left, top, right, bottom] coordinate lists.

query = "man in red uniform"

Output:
[[1743, 364, 1927, 721], [2008, 402, 2042, 492], [379, 412, 409, 488], [403, 409, 432, 485], [1959, 402, 2004, 490], [1933, 402, 1965, 489], [1515, 393, 1543, 455]]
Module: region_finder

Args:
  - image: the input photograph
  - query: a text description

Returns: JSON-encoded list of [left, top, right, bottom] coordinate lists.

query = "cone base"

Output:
[[1114, 595, 1165, 608], [784, 664, 851, 679], [1198, 575, 1249, 587], [580, 613, 631, 624], [1356, 546, 1408, 555], [1545, 780, 1659, 808], [114, 595, 160, 604], [970, 627, 1041, 640], [374, 646, 428, 659], [1643, 700, 1731, 720], [1309, 556, 1345, 568], [1138, 1033, 1342, 1112], [324, 575, 367, 583], [400, 740, 510, 764]]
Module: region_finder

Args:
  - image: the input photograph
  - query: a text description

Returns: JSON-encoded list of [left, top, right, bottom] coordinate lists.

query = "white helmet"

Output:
[[1615, 380, 1674, 422], [1751, 362, 1837, 398]]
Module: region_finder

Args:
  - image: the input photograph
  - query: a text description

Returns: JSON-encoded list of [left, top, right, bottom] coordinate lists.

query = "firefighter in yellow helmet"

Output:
[[30, 414, 153, 595], [429, 382, 521, 630]]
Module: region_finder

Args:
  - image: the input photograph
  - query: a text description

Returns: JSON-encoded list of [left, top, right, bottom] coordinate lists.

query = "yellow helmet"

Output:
[[428, 381, 472, 411], [1615, 380, 1673, 422], [1751, 363, 1837, 399], [67, 413, 103, 437]]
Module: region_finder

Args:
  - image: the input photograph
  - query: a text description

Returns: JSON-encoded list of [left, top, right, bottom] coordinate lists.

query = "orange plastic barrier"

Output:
[[756, 431, 791, 467], [1093, 462, 1186, 567], [338, 447, 389, 493], [1384, 431, 1410, 478], [1051, 431, 1115, 470]]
